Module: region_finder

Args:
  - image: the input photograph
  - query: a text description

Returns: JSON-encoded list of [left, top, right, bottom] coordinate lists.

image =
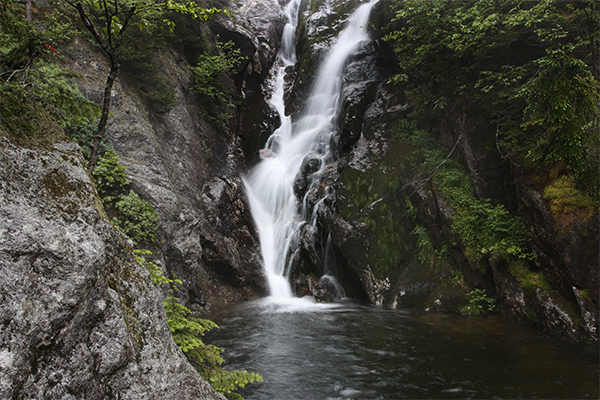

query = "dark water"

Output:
[[205, 298, 599, 400]]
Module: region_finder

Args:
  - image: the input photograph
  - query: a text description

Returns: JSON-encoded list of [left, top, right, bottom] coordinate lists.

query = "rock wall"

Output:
[[0, 137, 225, 399], [281, 0, 598, 341], [60, 0, 288, 314]]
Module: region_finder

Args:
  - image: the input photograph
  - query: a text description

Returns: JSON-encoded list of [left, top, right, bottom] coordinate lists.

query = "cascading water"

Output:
[[244, 0, 379, 300]]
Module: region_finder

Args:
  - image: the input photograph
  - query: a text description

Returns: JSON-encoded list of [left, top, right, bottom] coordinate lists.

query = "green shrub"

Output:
[[164, 297, 263, 400], [397, 119, 532, 263], [93, 151, 159, 246], [113, 190, 159, 246], [460, 288, 496, 316], [0, 1, 99, 144], [190, 38, 245, 125], [135, 250, 263, 400], [92, 150, 130, 200]]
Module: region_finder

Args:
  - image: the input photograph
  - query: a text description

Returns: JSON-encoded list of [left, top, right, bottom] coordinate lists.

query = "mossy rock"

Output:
[[336, 139, 422, 283]]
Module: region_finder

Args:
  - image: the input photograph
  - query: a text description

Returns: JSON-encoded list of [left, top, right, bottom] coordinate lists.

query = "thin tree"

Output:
[[62, 0, 223, 170]]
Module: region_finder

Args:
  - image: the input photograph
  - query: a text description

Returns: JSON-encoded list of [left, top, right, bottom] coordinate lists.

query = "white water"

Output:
[[244, 0, 378, 300]]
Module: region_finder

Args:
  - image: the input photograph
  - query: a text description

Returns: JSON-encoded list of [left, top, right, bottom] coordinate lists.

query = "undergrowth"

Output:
[[135, 250, 263, 399]]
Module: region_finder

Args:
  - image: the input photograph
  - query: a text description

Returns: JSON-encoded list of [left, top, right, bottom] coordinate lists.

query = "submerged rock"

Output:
[[0, 137, 225, 399]]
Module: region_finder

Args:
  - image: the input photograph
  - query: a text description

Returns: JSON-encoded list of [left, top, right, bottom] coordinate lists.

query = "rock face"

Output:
[[60, 0, 289, 313], [0, 137, 225, 399], [276, 0, 598, 341]]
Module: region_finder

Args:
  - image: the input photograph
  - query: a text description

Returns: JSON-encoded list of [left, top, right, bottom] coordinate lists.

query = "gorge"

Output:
[[0, 0, 598, 398]]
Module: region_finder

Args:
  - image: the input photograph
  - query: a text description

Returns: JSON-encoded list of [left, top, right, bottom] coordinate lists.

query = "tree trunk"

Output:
[[89, 61, 120, 171], [25, 0, 32, 21]]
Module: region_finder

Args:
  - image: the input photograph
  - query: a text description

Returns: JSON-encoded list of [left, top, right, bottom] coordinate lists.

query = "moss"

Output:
[[339, 140, 421, 281], [41, 170, 77, 198], [543, 177, 596, 219], [509, 260, 551, 293], [0, 96, 66, 148]]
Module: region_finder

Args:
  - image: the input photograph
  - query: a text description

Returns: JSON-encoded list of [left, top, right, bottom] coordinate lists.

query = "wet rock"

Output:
[[211, 0, 286, 103], [293, 156, 323, 200], [293, 274, 334, 302], [0, 137, 225, 400], [260, 148, 275, 159], [339, 41, 382, 153], [489, 260, 529, 321]]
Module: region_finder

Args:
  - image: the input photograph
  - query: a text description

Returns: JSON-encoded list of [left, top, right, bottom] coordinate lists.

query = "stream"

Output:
[[206, 299, 599, 400]]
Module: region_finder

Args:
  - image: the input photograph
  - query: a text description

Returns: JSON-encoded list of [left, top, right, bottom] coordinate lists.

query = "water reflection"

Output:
[[205, 299, 599, 399]]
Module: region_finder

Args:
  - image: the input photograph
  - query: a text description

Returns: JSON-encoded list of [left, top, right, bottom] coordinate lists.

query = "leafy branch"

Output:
[[61, 0, 226, 170], [134, 250, 263, 399]]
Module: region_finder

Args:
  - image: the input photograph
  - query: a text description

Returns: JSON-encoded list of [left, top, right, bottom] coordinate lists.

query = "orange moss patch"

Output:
[[543, 177, 597, 230]]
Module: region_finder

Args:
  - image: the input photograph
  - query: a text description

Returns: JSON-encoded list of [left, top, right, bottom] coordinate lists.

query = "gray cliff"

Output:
[[0, 137, 225, 399], [60, 0, 287, 314]]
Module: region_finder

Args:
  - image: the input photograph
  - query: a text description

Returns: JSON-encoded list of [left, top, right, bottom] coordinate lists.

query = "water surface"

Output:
[[206, 299, 599, 399]]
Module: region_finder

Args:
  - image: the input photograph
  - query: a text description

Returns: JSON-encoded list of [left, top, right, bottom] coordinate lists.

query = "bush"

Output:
[[92, 150, 130, 200], [397, 119, 532, 263], [135, 250, 263, 400], [112, 190, 160, 245], [190, 38, 245, 125], [93, 151, 158, 246], [460, 289, 496, 316]]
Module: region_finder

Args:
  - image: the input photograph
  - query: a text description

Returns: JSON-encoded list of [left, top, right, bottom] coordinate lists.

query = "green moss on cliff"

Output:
[[508, 260, 551, 293], [339, 140, 420, 281], [544, 177, 597, 219]]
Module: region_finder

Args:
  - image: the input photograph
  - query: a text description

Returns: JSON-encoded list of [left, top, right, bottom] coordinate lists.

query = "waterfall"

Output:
[[245, 0, 378, 300]]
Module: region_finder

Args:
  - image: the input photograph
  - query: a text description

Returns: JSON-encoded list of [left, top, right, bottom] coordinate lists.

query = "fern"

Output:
[[112, 190, 159, 245], [135, 250, 263, 399]]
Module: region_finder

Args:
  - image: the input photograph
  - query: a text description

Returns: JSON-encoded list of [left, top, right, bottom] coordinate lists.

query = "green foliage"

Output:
[[412, 224, 434, 265], [0, 0, 100, 141], [397, 119, 532, 263], [134, 247, 263, 400], [384, 0, 599, 199], [519, 48, 599, 194], [113, 190, 160, 245], [164, 297, 263, 400], [92, 151, 159, 245], [134, 249, 172, 286], [65, 0, 224, 47], [450, 270, 464, 287], [460, 288, 496, 316], [207, 369, 264, 400], [446, 188, 531, 262], [92, 149, 130, 200], [67, 118, 112, 159], [116, 11, 177, 111], [61, 0, 227, 169], [190, 38, 245, 125]]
